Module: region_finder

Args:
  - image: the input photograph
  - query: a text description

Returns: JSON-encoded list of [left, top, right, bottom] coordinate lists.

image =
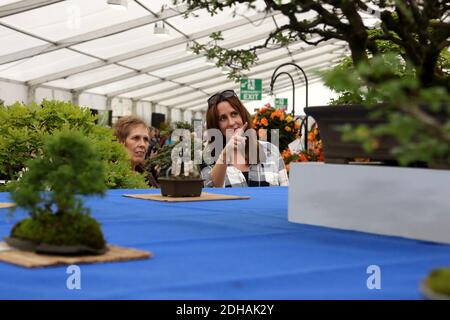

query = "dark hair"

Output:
[[113, 115, 149, 143], [205, 95, 259, 164]]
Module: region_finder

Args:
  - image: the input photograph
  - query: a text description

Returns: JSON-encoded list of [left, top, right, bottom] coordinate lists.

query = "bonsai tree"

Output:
[[7, 130, 107, 253], [0, 100, 148, 189], [422, 267, 450, 299], [170, 129, 203, 179], [172, 0, 450, 166], [144, 121, 199, 178]]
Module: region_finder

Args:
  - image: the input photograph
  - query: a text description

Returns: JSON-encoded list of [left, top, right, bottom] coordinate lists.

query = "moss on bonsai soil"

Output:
[[425, 268, 450, 297], [10, 212, 106, 251]]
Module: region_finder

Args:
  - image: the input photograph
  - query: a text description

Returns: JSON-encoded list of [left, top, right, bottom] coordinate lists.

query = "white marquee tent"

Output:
[[0, 0, 353, 124]]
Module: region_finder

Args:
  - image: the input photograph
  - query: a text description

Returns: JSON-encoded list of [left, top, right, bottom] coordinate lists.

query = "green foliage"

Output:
[[0, 100, 148, 188], [88, 126, 148, 189], [145, 144, 177, 177], [145, 123, 200, 178], [426, 267, 450, 296], [323, 52, 450, 166], [11, 212, 106, 250], [172, 121, 195, 131], [9, 131, 106, 217], [191, 31, 258, 81]]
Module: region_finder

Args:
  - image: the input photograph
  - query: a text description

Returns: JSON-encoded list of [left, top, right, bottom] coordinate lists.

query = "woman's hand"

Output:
[[223, 122, 248, 156]]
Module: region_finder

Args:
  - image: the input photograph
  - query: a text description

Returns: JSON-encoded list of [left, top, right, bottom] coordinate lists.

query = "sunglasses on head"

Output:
[[207, 90, 237, 108]]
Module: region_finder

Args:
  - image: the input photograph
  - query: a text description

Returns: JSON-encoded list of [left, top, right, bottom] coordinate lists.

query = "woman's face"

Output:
[[123, 124, 150, 169], [217, 101, 244, 136]]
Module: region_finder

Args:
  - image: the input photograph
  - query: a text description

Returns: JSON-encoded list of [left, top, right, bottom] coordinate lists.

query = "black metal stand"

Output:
[[269, 63, 309, 150]]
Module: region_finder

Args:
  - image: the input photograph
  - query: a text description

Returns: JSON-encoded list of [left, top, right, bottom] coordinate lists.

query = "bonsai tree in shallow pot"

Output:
[[173, 0, 450, 167], [6, 130, 108, 255], [157, 129, 204, 197]]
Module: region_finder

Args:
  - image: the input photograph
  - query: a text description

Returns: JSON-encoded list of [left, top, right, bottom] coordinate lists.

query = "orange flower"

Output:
[[270, 109, 284, 121], [260, 107, 266, 114], [294, 121, 300, 129], [278, 109, 286, 121], [261, 117, 268, 126], [270, 111, 277, 119], [301, 153, 310, 162], [285, 125, 292, 132], [282, 148, 292, 159]]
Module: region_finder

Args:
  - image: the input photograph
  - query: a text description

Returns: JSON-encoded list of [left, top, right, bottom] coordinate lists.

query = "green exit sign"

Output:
[[275, 98, 288, 109], [240, 78, 262, 100]]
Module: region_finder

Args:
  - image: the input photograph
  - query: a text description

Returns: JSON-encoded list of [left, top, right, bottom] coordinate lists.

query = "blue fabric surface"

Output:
[[0, 187, 449, 299]]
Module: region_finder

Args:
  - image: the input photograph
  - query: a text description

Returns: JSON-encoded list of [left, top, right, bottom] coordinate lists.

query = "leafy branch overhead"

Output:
[[174, 0, 450, 89]]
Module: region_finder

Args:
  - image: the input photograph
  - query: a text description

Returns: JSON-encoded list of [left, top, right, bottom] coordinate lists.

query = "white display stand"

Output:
[[288, 162, 450, 244]]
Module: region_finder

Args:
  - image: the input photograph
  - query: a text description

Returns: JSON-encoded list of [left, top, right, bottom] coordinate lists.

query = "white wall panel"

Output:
[[0, 80, 27, 105]]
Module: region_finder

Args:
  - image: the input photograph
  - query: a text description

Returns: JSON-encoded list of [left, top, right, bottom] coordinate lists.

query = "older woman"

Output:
[[202, 90, 289, 187], [113, 115, 150, 172]]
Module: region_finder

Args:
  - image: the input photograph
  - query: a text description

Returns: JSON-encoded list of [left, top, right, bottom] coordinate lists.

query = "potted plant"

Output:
[[5, 131, 108, 255], [158, 130, 204, 197], [252, 104, 301, 154], [421, 267, 450, 300], [145, 123, 204, 197], [173, 0, 450, 168], [303, 104, 401, 165], [282, 124, 324, 173]]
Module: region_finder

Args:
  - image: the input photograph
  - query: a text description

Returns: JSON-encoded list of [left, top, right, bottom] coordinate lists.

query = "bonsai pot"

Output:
[[304, 105, 398, 164], [4, 236, 107, 255], [158, 177, 204, 197]]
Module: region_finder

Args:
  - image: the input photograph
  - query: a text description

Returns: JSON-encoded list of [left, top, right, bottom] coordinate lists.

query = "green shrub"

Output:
[[426, 268, 450, 296], [0, 100, 148, 188]]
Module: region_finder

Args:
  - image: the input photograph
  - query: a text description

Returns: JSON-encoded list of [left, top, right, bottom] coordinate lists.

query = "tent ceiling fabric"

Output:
[[0, 0, 348, 111]]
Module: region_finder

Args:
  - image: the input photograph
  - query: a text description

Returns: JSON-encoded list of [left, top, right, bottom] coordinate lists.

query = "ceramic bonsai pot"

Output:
[[4, 236, 107, 255], [158, 177, 204, 197], [304, 105, 398, 164]]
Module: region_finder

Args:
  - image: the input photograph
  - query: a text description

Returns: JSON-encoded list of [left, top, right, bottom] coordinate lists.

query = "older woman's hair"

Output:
[[113, 115, 149, 143]]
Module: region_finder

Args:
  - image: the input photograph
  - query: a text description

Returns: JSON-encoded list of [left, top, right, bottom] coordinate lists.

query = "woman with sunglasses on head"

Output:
[[202, 90, 289, 188]]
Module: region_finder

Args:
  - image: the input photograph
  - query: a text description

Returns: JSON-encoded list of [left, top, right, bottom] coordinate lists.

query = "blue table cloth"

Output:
[[0, 187, 449, 299]]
